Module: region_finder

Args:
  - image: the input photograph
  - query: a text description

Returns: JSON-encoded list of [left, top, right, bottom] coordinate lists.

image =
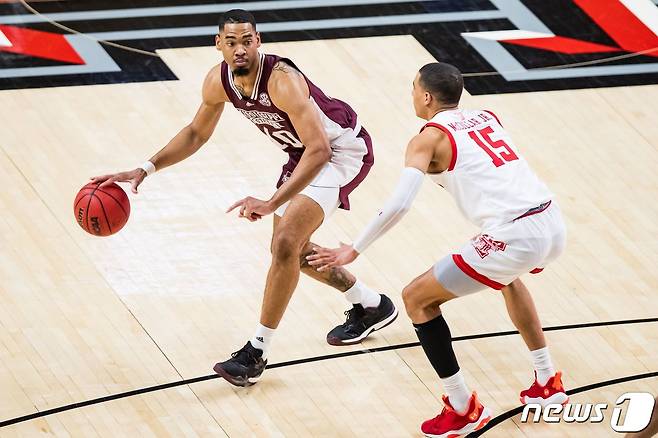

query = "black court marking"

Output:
[[467, 371, 658, 437], [1, 316, 656, 428]]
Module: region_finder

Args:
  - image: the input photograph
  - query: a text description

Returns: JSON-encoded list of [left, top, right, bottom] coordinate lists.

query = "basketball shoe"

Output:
[[520, 371, 568, 406], [326, 294, 398, 345], [213, 342, 267, 387], [421, 392, 492, 437]]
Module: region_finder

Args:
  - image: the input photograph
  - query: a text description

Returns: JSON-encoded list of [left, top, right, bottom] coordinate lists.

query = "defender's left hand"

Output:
[[306, 243, 359, 271], [226, 196, 275, 222]]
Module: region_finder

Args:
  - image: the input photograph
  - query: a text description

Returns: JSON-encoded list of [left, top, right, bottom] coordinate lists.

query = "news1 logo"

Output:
[[521, 392, 655, 432]]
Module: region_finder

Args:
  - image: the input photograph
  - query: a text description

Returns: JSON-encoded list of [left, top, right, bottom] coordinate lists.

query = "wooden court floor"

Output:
[[0, 36, 657, 437]]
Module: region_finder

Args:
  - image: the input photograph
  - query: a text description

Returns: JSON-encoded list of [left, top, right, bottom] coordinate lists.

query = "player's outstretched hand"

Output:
[[306, 243, 359, 271], [226, 196, 274, 222], [90, 169, 146, 194]]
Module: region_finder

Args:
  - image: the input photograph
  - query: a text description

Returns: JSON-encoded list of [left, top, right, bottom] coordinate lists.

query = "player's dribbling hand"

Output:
[[90, 168, 146, 194], [306, 243, 359, 271], [226, 196, 274, 222]]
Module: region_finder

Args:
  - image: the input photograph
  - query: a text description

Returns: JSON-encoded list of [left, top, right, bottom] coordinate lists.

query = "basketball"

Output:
[[74, 182, 130, 236]]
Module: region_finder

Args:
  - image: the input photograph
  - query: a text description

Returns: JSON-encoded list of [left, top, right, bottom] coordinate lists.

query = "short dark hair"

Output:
[[418, 62, 463, 105], [218, 9, 256, 33]]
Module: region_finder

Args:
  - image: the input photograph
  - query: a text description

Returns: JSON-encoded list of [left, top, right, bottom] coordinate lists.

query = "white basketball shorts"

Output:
[[274, 161, 343, 219], [275, 127, 372, 220], [433, 201, 566, 296]]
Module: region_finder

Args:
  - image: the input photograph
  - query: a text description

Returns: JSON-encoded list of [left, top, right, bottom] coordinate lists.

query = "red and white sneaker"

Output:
[[421, 392, 492, 438], [520, 371, 569, 406]]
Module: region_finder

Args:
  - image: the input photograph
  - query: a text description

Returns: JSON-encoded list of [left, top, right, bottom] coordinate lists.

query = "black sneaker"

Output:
[[213, 342, 267, 387], [326, 294, 398, 346]]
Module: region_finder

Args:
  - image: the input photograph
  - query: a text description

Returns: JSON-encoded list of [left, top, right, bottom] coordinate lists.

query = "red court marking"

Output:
[[0, 25, 84, 64], [503, 36, 621, 54], [574, 0, 658, 56]]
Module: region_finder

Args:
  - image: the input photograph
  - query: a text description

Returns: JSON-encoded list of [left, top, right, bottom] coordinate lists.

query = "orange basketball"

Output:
[[74, 182, 130, 236]]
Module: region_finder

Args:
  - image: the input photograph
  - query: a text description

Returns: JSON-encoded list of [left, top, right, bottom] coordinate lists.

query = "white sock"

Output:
[[530, 347, 555, 386], [442, 370, 471, 413], [250, 324, 276, 359], [344, 279, 381, 308]]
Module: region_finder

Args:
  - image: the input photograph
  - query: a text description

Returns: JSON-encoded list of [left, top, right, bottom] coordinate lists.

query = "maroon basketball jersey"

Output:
[[220, 53, 360, 164]]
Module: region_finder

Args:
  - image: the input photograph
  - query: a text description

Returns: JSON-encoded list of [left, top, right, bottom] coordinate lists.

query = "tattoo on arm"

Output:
[[273, 61, 295, 74]]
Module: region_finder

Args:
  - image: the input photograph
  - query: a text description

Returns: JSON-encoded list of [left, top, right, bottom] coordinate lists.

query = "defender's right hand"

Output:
[[90, 168, 146, 194], [306, 243, 359, 271]]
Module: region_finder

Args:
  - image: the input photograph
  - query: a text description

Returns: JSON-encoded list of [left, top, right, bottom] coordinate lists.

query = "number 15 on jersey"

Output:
[[468, 126, 519, 167]]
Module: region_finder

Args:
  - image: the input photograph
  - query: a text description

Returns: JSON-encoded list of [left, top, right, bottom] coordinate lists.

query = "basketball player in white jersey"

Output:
[[91, 9, 397, 388], [308, 62, 568, 437]]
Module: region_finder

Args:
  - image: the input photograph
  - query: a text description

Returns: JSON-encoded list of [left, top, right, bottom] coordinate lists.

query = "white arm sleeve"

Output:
[[352, 167, 424, 254]]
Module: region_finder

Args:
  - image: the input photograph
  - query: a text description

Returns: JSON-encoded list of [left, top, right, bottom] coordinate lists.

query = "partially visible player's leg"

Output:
[[260, 195, 323, 328], [305, 130, 397, 344], [270, 214, 358, 294], [501, 279, 545, 350], [505, 204, 568, 406], [503, 279, 568, 406], [213, 194, 323, 387], [402, 268, 492, 437], [272, 171, 397, 346], [299, 240, 356, 291], [299, 240, 397, 345]]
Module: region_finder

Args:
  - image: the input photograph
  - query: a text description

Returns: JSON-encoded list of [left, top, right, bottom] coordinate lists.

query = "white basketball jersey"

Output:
[[427, 109, 552, 229]]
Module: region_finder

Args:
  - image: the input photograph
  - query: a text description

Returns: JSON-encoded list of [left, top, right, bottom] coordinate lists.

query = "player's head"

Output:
[[216, 9, 261, 77], [412, 62, 463, 119]]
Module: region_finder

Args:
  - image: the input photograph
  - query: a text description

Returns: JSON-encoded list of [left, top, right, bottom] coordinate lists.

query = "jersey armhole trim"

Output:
[[422, 122, 457, 171]]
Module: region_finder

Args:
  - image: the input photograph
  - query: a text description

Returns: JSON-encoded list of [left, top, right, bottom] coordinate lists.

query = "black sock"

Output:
[[413, 314, 459, 378]]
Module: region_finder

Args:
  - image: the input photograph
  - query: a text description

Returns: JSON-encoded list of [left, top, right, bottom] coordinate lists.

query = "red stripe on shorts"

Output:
[[452, 254, 505, 290]]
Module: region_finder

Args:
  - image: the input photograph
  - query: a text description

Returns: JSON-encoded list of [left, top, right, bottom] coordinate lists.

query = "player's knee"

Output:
[[402, 284, 421, 315], [271, 232, 300, 262]]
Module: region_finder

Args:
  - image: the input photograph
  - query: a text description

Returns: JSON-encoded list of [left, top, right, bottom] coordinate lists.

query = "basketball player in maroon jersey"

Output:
[[309, 63, 568, 437], [91, 9, 398, 386]]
